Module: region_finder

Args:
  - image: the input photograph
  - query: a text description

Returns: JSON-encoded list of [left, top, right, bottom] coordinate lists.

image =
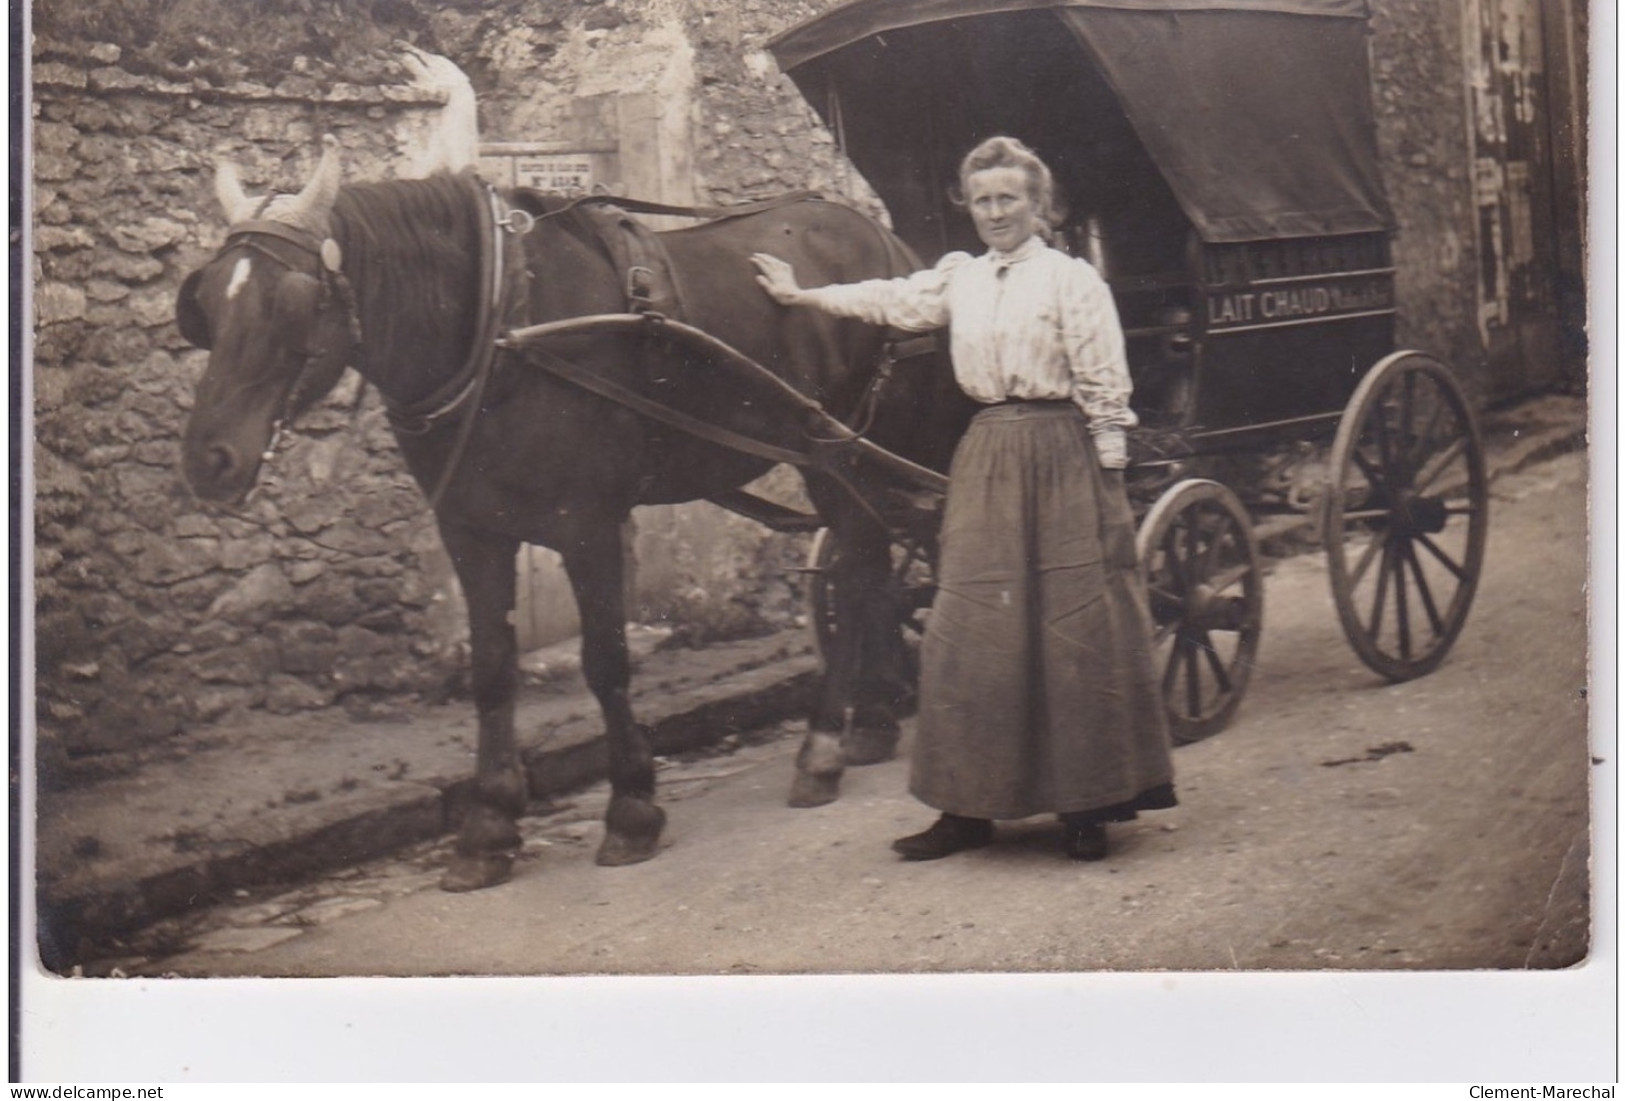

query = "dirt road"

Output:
[[30, 449, 1610, 1082], [121, 450, 1594, 978]]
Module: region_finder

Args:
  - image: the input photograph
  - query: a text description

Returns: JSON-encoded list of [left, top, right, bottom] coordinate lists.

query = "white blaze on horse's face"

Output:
[[225, 257, 253, 300]]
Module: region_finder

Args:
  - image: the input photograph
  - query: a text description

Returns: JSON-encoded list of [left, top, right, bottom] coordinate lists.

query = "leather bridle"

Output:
[[206, 219, 363, 465]]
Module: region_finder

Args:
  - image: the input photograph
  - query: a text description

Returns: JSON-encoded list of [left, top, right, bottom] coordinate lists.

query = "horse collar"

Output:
[[385, 176, 528, 436]]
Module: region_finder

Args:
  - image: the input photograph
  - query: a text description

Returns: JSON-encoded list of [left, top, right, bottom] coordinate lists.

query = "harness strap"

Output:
[[514, 340, 810, 468], [560, 191, 826, 223], [499, 313, 950, 493]]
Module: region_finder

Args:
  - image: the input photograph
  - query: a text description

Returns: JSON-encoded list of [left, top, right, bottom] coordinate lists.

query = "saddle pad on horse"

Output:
[[513, 188, 686, 320]]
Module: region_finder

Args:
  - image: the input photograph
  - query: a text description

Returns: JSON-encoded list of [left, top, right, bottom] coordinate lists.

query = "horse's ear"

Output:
[[284, 136, 343, 223], [176, 268, 213, 349], [215, 160, 255, 225]]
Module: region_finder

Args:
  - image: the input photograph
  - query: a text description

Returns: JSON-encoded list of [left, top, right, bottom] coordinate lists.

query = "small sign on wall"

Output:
[[478, 142, 618, 195], [515, 156, 595, 193]]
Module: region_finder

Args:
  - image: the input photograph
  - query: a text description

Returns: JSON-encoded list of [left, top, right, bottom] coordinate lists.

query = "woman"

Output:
[[752, 136, 1175, 862]]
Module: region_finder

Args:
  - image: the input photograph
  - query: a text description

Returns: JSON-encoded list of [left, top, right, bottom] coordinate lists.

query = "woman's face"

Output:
[[966, 165, 1040, 253]]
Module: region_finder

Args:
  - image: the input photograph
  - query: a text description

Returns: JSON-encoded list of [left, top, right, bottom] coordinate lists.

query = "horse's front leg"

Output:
[[438, 523, 529, 892], [562, 524, 666, 865]]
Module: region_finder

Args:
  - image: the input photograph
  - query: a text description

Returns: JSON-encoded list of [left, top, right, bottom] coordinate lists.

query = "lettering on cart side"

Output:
[[1208, 277, 1394, 329], [1207, 293, 1258, 325]]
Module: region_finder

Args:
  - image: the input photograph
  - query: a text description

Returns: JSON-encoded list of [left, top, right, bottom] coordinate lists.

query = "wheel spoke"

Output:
[[1202, 509, 1230, 574], [1372, 397, 1400, 487], [1413, 437, 1468, 495], [1347, 531, 1384, 590], [1207, 563, 1254, 595], [1184, 633, 1202, 716], [1163, 525, 1189, 591], [1393, 537, 1412, 660], [1182, 517, 1200, 589], [1341, 508, 1391, 523], [1350, 445, 1390, 498], [1199, 631, 1233, 693], [1414, 531, 1468, 581], [1407, 387, 1447, 473], [1153, 619, 1179, 646], [1147, 583, 1185, 608], [1368, 535, 1393, 639], [1403, 541, 1446, 638], [1163, 634, 1184, 694], [1396, 370, 1418, 485]]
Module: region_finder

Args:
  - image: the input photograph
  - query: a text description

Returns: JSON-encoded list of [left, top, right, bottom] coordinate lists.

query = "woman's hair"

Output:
[[956, 136, 1060, 236]]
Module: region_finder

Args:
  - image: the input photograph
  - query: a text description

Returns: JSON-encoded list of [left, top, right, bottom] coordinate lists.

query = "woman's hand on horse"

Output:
[[751, 253, 804, 306]]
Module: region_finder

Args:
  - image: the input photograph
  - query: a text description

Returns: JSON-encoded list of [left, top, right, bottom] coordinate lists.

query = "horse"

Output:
[[175, 135, 972, 891]]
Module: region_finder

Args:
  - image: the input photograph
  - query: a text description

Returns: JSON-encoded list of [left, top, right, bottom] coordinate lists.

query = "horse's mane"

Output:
[[330, 173, 484, 392]]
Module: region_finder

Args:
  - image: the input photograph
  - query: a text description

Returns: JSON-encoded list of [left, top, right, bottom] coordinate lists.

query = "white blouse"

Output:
[[799, 236, 1136, 468]]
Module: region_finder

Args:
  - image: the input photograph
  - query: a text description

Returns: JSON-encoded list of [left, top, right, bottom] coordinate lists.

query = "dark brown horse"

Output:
[[176, 136, 971, 891]]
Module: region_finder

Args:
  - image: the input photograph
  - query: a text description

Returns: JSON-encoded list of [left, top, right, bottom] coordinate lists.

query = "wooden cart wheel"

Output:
[[805, 528, 935, 668], [1136, 479, 1265, 744], [1325, 351, 1488, 681]]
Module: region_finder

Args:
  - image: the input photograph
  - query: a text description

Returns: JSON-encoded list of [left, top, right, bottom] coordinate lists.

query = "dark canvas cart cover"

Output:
[[768, 0, 1394, 251]]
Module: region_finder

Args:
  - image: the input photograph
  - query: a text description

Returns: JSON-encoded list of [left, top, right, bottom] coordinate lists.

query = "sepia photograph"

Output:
[[20, 0, 1607, 1081]]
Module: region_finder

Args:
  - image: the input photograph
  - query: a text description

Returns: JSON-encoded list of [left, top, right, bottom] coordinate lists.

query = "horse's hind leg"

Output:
[[438, 525, 528, 892], [826, 513, 907, 767], [791, 488, 906, 807], [562, 525, 666, 866]]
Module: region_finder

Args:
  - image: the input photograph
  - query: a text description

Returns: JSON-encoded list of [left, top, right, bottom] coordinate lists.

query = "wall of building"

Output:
[[1367, 0, 1487, 396]]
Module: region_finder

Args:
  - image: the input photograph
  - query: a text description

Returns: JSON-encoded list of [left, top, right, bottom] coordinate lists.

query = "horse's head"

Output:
[[178, 135, 357, 505]]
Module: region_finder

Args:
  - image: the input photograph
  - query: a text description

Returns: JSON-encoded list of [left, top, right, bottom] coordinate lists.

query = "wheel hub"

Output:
[[1395, 493, 1448, 535], [1188, 584, 1250, 632]]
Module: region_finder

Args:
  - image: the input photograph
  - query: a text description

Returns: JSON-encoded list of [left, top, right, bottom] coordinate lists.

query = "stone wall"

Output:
[[1369, 0, 1488, 397], [32, 39, 461, 782]]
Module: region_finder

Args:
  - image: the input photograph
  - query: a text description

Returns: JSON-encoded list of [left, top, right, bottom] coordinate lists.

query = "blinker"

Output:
[[274, 271, 322, 328], [321, 238, 343, 272], [176, 268, 212, 349]]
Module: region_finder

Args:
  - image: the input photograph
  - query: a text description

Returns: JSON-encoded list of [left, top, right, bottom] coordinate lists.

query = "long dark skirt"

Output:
[[911, 402, 1176, 821]]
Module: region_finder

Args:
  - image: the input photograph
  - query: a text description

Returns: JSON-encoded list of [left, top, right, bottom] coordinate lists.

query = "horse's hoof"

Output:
[[596, 830, 661, 866], [842, 728, 899, 766], [597, 800, 665, 866], [788, 768, 841, 808], [440, 852, 514, 893]]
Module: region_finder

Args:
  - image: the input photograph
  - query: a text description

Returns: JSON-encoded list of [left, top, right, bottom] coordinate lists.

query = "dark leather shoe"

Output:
[[892, 814, 994, 860], [1064, 821, 1109, 862]]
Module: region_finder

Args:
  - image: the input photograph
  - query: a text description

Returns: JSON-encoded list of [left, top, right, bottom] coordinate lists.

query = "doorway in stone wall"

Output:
[[1468, 0, 1587, 399]]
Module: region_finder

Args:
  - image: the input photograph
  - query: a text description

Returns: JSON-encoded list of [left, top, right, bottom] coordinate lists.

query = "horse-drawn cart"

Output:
[[508, 0, 1488, 743], [176, 0, 1485, 888]]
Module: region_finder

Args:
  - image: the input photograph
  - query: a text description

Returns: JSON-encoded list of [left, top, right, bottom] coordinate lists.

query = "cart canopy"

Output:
[[768, 0, 1393, 246]]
